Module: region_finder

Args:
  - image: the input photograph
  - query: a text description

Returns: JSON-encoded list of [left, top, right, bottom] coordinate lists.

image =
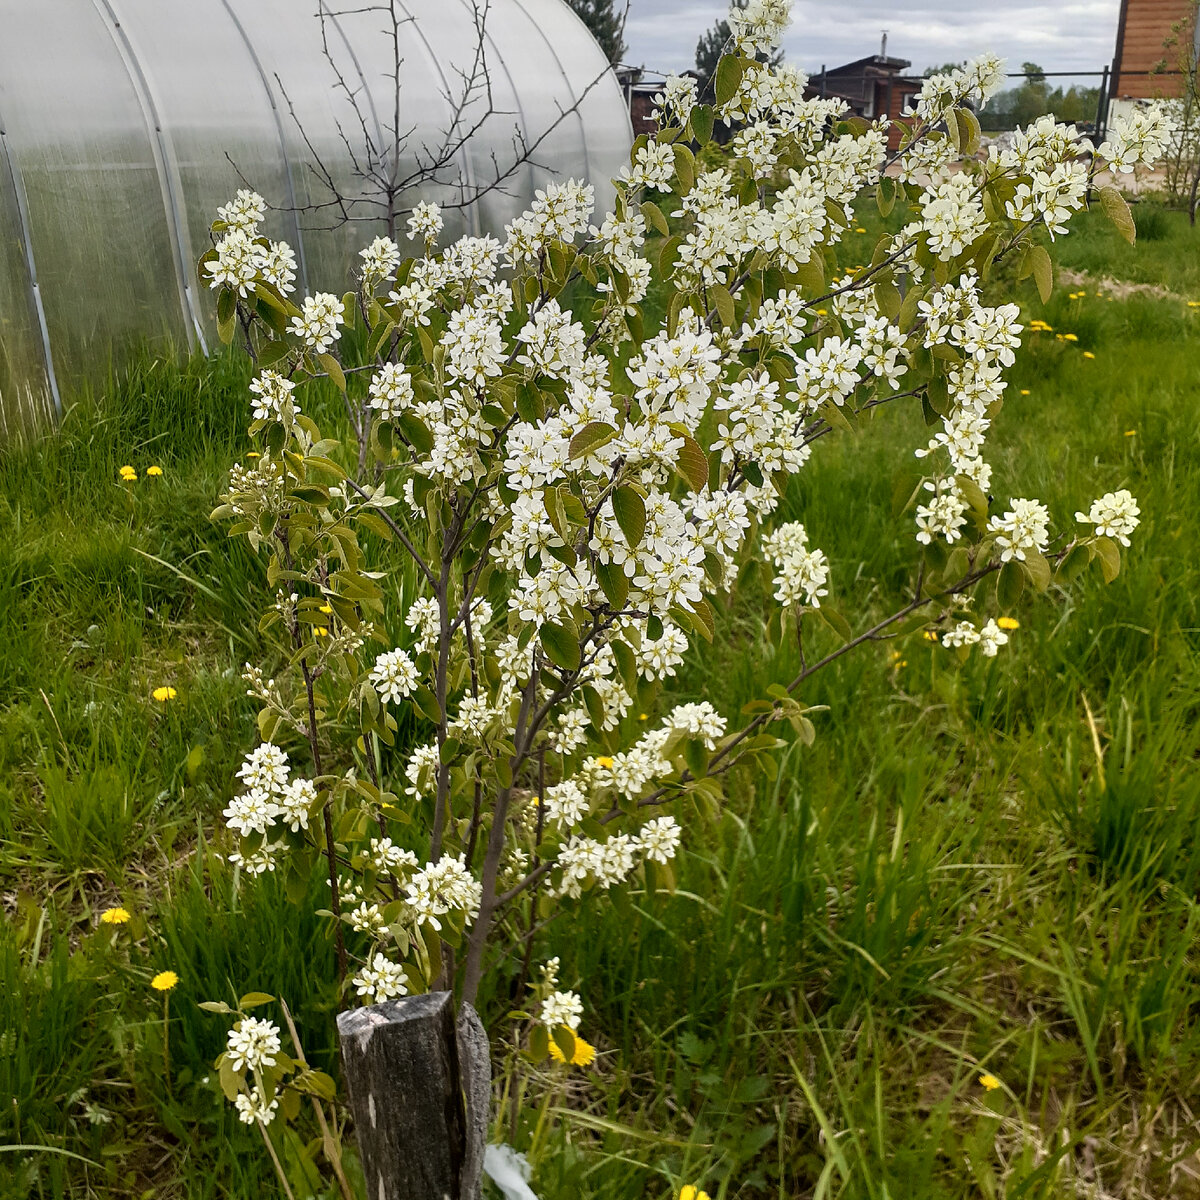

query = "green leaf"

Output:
[[218, 1057, 242, 1102], [658, 235, 681, 276], [317, 353, 345, 392], [955, 473, 989, 522], [813, 606, 852, 643], [569, 421, 617, 460], [612, 486, 646, 549], [953, 107, 981, 157], [675, 435, 709, 491], [1029, 245, 1053, 305], [640, 200, 670, 237], [397, 411, 433, 454], [238, 992, 276, 1010], [715, 55, 744, 108], [413, 684, 442, 724], [540, 622, 582, 672], [687, 597, 715, 643], [1022, 548, 1051, 592], [690, 104, 714, 145], [217, 287, 236, 328], [740, 461, 764, 488], [198, 1001, 232, 1015], [1098, 186, 1136, 244], [1056, 541, 1091, 582], [710, 283, 735, 328], [611, 639, 638, 692], [529, 1024, 550, 1061], [875, 176, 897, 217], [672, 143, 695, 191], [257, 339, 291, 369], [1093, 535, 1121, 582], [997, 559, 1025, 609], [596, 559, 629, 609], [873, 279, 902, 322], [551, 1026, 576, 1062]]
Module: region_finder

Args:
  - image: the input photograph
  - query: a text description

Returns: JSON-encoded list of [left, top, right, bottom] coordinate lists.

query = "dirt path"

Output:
[[1058, 267, 1185, 302]]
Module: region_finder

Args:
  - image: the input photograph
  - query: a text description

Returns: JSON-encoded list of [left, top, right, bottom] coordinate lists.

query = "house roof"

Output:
[[823, 53, 913, 76]]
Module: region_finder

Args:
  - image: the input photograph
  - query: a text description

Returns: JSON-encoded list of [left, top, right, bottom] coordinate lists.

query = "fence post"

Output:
[[337, 992, 490, 1200]]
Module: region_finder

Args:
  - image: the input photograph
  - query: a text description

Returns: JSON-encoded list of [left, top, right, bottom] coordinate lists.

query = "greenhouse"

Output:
[[0, 0, 631, 435]]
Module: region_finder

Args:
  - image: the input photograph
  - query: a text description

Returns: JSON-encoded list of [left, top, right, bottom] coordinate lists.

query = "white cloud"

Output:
[[624, 0, 1121, 85]]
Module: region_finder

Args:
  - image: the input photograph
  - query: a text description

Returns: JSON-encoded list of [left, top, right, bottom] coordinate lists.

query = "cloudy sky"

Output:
[[624, 0, 1122, 85]]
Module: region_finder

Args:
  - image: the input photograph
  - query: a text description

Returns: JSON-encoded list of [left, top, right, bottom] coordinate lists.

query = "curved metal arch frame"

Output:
[[220, 0, 312, 296], [393, 0, 484, 237], [320, 0, 389, 178], [92, 0, 208, 353], [0, 111, 61, 417], [507, 0, 592, 181], [447, 0, 533, 230]]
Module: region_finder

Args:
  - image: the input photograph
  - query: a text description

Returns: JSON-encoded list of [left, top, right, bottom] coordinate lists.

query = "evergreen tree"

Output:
[[568, 0, 627, 67], [695, 0, 782, 88], [695, 18, 730, 86]]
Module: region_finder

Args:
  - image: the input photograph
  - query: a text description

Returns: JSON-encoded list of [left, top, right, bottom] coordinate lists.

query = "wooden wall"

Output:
[[1114, 0, 1195, 98]]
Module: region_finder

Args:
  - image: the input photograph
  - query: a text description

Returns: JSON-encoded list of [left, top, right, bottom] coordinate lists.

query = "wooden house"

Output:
[[1111, 0, 1197, 100]]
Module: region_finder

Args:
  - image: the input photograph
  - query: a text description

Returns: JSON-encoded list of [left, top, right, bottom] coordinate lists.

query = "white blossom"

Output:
[[1076, 489, 1140, 546]]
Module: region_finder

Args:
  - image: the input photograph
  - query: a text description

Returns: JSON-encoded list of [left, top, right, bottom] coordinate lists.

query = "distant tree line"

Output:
[[925, 61, 1101, 133]]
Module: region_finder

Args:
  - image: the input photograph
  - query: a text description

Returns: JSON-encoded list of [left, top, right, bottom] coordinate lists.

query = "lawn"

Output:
[[4, 206, 1200, 1199]]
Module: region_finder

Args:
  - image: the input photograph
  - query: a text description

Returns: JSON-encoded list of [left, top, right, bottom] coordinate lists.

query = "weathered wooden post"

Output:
[[337, 992, 491, 1200]]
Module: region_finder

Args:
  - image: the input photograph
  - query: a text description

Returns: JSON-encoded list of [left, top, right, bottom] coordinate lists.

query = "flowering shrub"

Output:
[[201, 0, 1165, 1136]]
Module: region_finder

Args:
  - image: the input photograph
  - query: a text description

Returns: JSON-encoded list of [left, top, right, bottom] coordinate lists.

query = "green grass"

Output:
[[4, 217, 1200, 1199]]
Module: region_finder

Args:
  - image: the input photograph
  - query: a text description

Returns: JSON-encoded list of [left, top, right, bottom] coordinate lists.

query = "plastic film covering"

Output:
[[0, 0, 632, 425], [0, 0, 189, 396], [0, 119, 56, 436]]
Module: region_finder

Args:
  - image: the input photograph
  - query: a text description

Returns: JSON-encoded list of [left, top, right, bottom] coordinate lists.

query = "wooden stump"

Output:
[[337, 992, 491, 1200]]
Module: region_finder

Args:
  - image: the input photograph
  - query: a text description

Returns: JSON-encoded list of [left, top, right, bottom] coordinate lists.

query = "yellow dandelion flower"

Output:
[[319, 603, 332, 614], [1189, 301, 1200, 308], [548, 1032, 597, 1067], [997, 617, 1019, 631], [1020, 389, 1031, 396], [1124, 429, 1137, 437], [596, 755, 614, 768], [246, 451, 261, 459], [145, 465, 163, 477], [313, 626, 329, 637], [151, 970, 179, 992], [922, 630, 939, 642], [119, 465, 138, 481], [679, 1187, 712, 1200], [1063, 333, 1078, 342], [1082, 351, 1095, 359], [638, 712, 649, 720], [816, 308, 828, 316], [979, 1073, 1001, 1091], [100, 906, 131, 925], [855, 226, 867, 233], [152, 686, 177, 702]]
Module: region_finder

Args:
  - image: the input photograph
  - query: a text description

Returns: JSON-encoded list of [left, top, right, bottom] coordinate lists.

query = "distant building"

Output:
[[1111, 0, 1197, 115], [810, 38, 923, 131], [619, 38, 922, 148]]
